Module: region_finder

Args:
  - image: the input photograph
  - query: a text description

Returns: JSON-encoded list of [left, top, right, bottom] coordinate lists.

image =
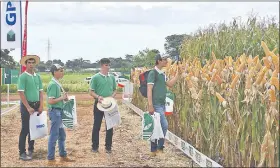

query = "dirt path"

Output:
[[1, 101, 192, 167]]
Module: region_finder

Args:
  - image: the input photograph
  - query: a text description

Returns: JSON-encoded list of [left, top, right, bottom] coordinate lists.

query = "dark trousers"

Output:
[[19, 102, 39, 155], [92, 101, 113, 150]]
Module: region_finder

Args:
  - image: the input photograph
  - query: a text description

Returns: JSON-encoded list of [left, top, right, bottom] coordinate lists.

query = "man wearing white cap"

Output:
[[17, 55, 43, 161], [147, 53, 180, 156], [46, 64, 74, 165], [89, 58, 117, 153]]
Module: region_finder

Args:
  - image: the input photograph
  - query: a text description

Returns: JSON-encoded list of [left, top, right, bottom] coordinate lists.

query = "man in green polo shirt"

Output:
[[89, 58, 117, 153], [17, 55, 43, 161], [46, 64, 74, 165], [147, 54, 180, 157]]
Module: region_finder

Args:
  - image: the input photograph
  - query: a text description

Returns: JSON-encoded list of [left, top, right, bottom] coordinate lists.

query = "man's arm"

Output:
[[38, 76, 44, 113], [147, 71, 155, 114], [18, 91, 32, 111], [88, 76, 103, 102], [89, 90, 103, 103], [112, 90, 117, 98], [48, 95, 65, 104], [17, 75, 34, 115], [147, 84, 153, 106], [147, 84, 155, 114], [112, 76, 117, 98], [166, 69, 179, 88], [89, 90, 99, 99], [38, 91, 44, 112]]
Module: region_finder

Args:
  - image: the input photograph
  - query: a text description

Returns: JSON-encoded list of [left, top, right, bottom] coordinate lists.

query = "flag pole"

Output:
[[20, 0, 23, 73]]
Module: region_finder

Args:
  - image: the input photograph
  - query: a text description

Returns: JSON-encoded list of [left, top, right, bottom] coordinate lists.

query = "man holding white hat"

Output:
[[89, 58, 117, 153], [17, 55, 43, 161]]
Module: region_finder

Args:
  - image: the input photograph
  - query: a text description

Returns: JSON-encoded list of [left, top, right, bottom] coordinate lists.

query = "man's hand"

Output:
[[148, 105, 154, 115], [64, 92, 69, 101], [37, 106, 43, 115], [112, 93, 116, 98], [98, 96, 104, 103], [61, 93, 68, 101], [27, 107, 35, 115]]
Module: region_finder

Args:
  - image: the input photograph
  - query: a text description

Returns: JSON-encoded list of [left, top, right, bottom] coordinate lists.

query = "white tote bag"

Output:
[[104, 105, 122, 130], [29, 111, 48, 140], [150, 112, 164, 143]]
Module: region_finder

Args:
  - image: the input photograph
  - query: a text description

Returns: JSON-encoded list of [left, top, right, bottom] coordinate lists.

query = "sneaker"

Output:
[[27, 150, 33, 158], [92, 148, 99, 153], [60, 156, 75, 162], [105, 149, 112, 154], [47, 159, 63, 166], [19, 153, 32, 161], [105, 146, 112, 154], [157, 149, 163, 154], [149, 151, 157, 157]]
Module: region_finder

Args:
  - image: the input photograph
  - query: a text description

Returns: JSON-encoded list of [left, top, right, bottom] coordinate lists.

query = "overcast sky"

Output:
[[6, 2, 279, 63]]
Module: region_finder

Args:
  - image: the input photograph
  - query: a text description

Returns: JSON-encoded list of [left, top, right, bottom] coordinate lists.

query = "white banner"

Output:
[[166, 131, 223, 167], [122, 82, 134, 102], [1, 1, 22, 49], [122, 99, 223, 168]]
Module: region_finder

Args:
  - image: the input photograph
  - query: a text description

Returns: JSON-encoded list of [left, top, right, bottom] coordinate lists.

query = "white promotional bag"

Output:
[[104, 105, 122, 130], [150, 112, 164, 142], [29, 111, 48, 140]]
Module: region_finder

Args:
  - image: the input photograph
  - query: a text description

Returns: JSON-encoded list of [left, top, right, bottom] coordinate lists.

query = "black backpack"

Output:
[[138, 69, 158, 98]]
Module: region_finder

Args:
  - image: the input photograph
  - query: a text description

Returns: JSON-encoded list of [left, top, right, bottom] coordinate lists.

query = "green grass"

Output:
[[39, 72, 93, 84], [1, 72, 94, 93], [1, 72, 125, 93], [1, 104, 8, 109], [40, 72, 94, 92]]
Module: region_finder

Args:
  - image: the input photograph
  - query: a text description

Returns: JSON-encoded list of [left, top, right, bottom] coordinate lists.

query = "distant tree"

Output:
[[164, 34, 190, 58], [37, 61, 47, 72], [132, 48, 159, 68], [125, 54, 133, 62], [0, 49, 17, 69], [45, 60, 53, 69], [52, 59, 64, 66]]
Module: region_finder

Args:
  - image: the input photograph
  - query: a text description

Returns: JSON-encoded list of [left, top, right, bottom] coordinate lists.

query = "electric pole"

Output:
[[47, 38, 52, 63]]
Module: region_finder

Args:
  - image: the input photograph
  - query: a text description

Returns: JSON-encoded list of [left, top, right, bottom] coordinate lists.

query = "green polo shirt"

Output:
[[47, 80, 64, 109], [147, 68, 167, 105], [90, 73, 116, 98], [17, 72, 43, 102]]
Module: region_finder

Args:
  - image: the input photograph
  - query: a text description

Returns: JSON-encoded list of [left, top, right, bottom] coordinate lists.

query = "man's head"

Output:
[[100, 58, 110, 73], [19, 55, 40, 71], [25, 58, 36, 70], [155, 54, 170, 67], [50, 64, 64, 79]]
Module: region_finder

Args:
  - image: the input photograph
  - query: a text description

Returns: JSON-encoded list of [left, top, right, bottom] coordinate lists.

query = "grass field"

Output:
[[1, 72, 124, 93]]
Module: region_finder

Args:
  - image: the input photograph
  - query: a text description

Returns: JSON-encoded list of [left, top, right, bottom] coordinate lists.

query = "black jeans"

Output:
[[19, 101, 39, 155], [92, 101, 113, 150]]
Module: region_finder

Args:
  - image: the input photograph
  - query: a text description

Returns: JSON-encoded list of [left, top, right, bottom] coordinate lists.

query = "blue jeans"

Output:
[[151, 105, 168, 152], [47, 108, 67, 160]]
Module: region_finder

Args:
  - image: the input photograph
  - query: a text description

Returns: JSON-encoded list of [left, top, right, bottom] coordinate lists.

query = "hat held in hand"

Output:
[[97, 97, 117, 112]]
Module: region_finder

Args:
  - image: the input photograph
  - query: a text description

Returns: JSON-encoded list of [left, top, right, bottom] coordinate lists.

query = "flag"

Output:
[[1, 1, 22, 49], [21, 0, 28, 73]]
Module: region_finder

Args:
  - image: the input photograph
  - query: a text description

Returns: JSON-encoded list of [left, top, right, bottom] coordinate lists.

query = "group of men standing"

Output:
[[16, 53, 179, 164]]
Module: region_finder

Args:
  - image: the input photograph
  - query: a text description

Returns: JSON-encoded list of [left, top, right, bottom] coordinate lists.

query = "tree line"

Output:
[[0, 34, 187, 71]]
